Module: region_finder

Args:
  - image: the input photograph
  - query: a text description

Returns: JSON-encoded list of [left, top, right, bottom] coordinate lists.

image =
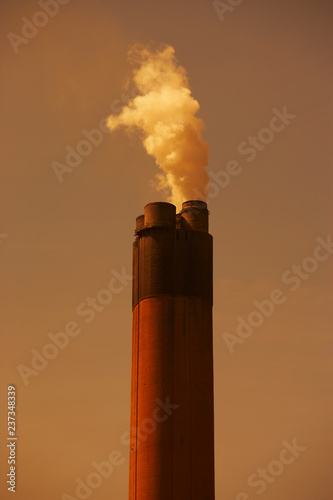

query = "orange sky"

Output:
[[0, 1, 332, 499]]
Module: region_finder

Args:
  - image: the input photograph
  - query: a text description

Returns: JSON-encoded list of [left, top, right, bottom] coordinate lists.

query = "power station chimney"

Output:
[[130, 200, 215, 499]]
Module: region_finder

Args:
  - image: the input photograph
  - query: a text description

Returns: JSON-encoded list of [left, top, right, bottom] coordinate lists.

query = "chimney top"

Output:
[[135, 200, 209, 234], [180, 200, 209, 232]]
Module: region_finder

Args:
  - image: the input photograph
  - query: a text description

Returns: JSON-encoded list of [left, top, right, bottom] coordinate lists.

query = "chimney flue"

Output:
[[130, 200, 215, 499]]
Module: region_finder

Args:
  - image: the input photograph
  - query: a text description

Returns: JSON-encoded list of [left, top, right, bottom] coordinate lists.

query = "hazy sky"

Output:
[[0, 1, 332, 499]]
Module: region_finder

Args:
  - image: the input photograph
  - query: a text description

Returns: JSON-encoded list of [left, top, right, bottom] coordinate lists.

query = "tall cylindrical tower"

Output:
[[130, 200, 214, 500]]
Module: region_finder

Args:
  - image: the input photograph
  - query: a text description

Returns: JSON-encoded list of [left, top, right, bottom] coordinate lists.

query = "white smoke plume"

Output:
[[106, 43, 209, 209]]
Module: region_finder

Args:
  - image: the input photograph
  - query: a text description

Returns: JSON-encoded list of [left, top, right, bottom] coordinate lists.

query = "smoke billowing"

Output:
[[106, 43, 209, 209]]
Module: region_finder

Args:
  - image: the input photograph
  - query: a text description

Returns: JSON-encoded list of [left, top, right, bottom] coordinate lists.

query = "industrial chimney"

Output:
[[130, 200, 215, 499]]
